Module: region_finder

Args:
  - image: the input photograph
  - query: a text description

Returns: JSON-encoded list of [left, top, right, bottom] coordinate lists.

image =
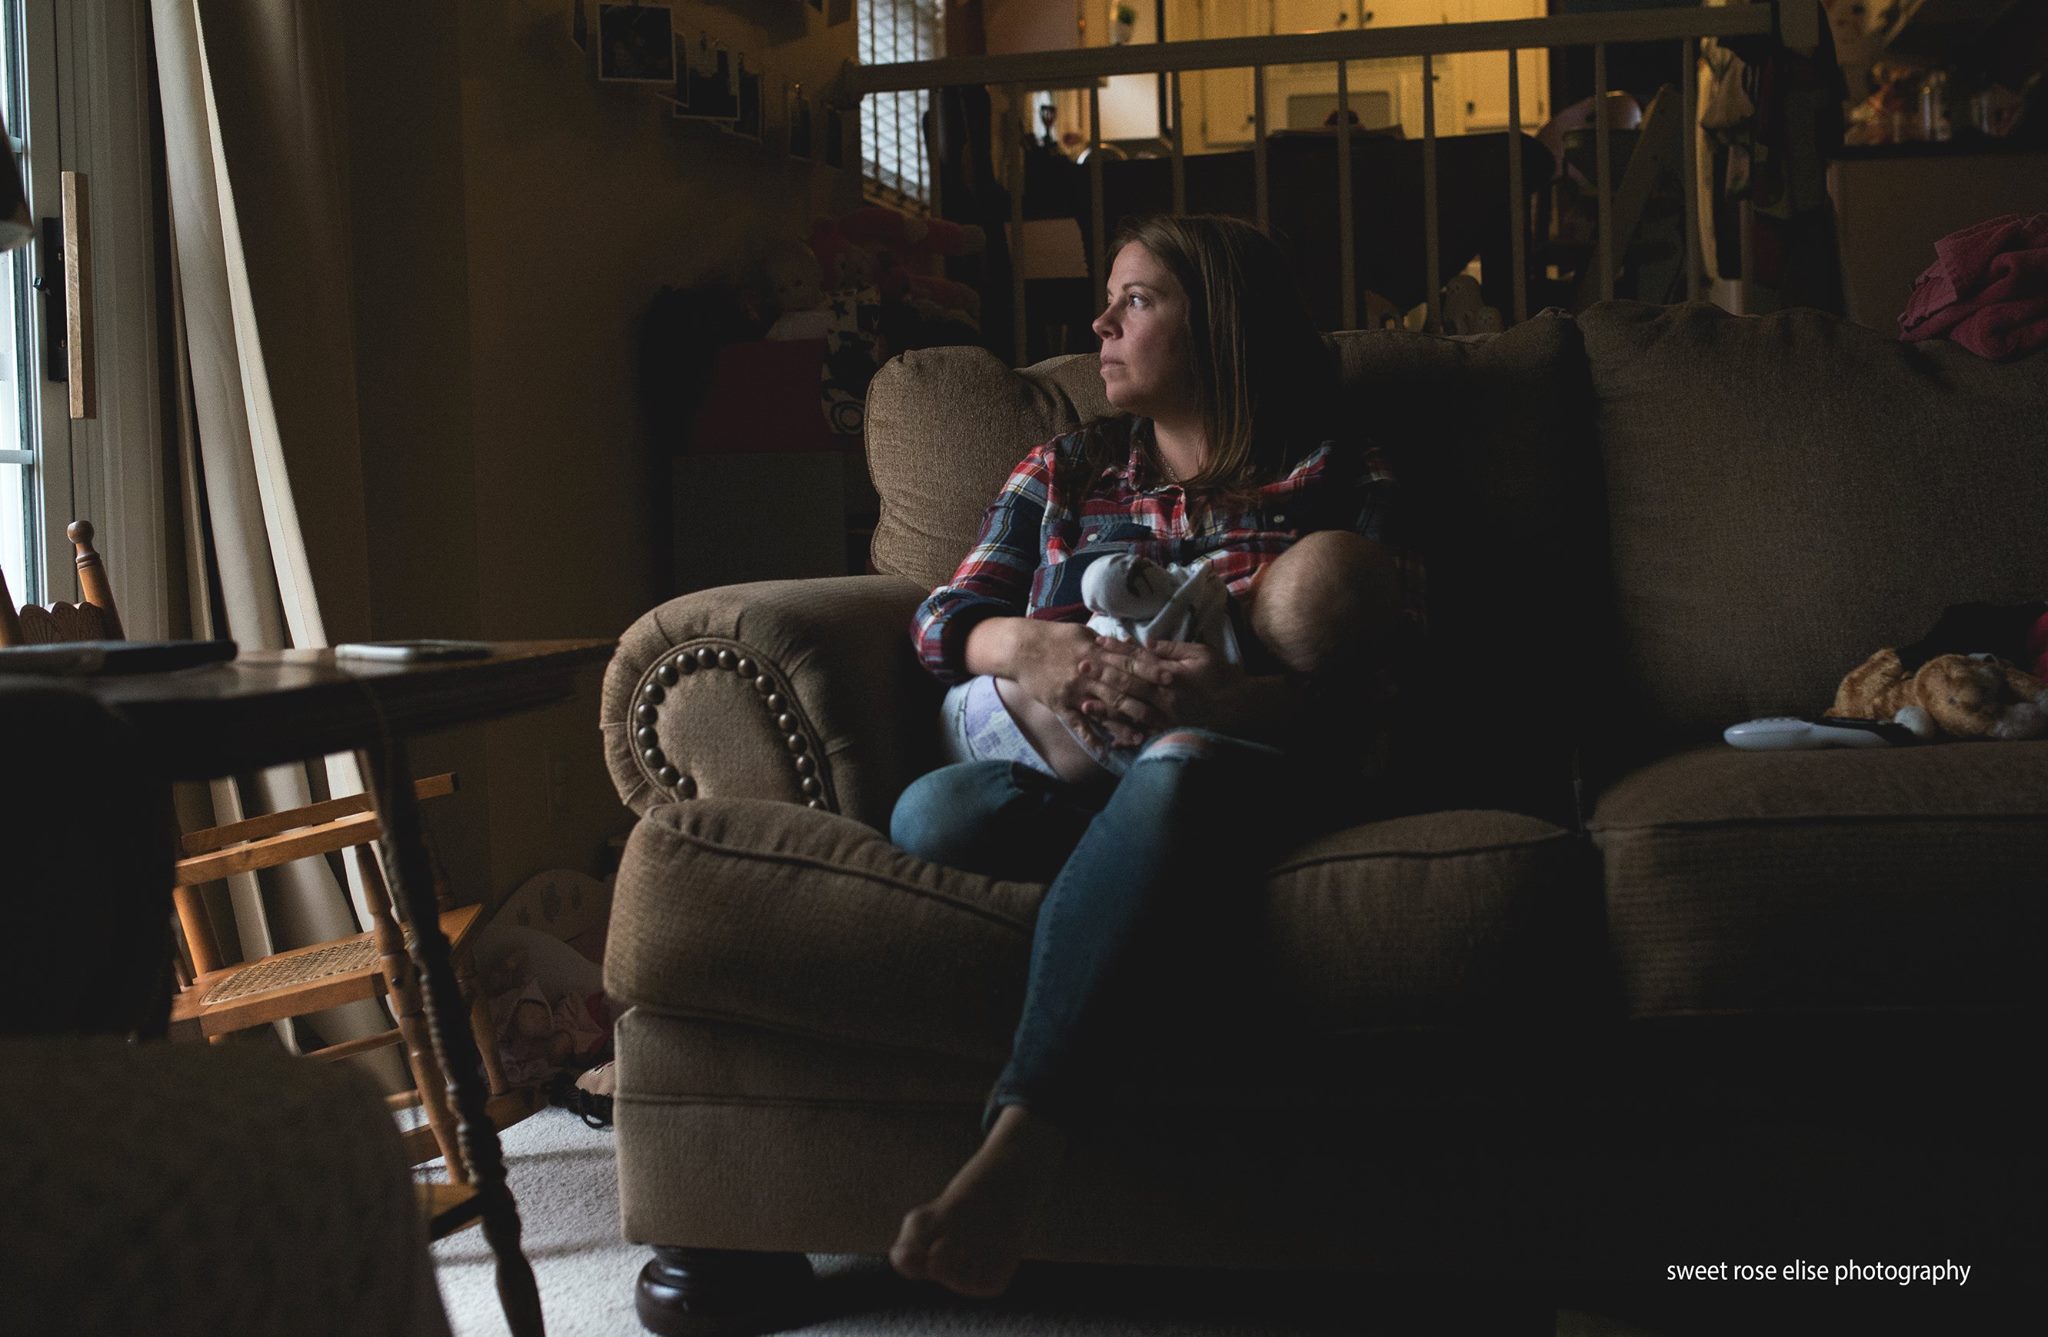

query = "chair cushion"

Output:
[[606, 798, 1591, 1064], [1589, 741, 2048, 1019], [1579, 300, 2048, 753]]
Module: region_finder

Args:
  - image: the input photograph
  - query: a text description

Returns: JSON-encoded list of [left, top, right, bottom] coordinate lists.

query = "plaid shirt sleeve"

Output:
[[910, 441, 1060, 683]]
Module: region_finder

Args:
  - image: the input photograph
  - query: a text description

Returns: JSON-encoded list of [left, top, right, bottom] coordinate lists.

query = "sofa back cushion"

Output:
[[1581, 301, 2048, 751], [866, 347, 1112, 591], [864, 313, 1602, 821]]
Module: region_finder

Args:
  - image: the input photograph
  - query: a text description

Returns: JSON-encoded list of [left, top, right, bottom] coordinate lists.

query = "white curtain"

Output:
[[152, 0, 395, 1080]]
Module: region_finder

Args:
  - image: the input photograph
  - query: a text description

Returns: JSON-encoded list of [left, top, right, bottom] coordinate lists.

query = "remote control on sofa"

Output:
[[1723, 716, 1920, 750]]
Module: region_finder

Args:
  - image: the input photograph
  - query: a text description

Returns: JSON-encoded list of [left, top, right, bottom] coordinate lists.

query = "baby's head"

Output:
[[1246, 530, 1392, 678]]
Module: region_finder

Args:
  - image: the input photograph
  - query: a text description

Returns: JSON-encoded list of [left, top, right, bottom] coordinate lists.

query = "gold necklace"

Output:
[[1150, 440, 1185, 485]]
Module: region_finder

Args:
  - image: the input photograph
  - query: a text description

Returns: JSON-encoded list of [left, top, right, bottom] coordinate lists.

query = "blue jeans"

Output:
[[889, 728, 1309, 1130]]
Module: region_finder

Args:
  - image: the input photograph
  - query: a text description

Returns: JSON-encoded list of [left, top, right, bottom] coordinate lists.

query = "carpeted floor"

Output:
[[427, 1109, 1571, 1337], [433, 1111, 1969, 1337]]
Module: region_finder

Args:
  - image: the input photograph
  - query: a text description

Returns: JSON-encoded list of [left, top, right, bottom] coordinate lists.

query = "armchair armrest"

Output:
[[601, 575, 943, 831]]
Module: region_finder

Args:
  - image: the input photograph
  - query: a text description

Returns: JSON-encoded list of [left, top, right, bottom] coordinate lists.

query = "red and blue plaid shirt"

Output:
[[912, 416, 1416, 683]]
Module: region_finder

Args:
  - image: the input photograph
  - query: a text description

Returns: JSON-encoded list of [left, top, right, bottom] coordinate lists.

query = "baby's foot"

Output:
[[889, 1106, 1066, 1298]]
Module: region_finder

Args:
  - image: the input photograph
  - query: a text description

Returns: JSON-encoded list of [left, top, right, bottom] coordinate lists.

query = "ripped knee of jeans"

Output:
[[1132, 728, 1218, 764]]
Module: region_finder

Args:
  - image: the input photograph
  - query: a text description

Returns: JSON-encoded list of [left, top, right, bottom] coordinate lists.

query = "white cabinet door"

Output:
[[1271, 1, 1451, 31], [1356, 1, 1452, 30], [1271, 1, 1357, 33], [1196, 0, 1260, 147], [1448, 0, 1547, 132]]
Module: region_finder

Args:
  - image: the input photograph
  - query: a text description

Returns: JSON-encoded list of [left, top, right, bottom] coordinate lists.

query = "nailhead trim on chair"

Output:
[[633, 640, 832, 812]]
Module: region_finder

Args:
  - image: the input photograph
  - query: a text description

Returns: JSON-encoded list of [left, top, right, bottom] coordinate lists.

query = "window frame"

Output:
[[858, 0, 942, 212], [3, 0, 163, 634]]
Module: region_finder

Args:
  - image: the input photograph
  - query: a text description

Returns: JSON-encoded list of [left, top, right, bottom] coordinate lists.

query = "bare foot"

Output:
[[889, 1105, 1067, 1297]]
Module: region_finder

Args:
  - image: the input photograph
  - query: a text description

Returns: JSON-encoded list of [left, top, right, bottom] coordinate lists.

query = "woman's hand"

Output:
[[1089, 640, 1290, 742], [1015, 623, 1169, 749]]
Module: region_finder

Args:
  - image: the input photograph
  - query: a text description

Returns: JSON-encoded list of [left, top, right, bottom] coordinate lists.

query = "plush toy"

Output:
[[813, 204, 985, 336], [1827, 648, 2048, 741], [763, 239, 833, 341]]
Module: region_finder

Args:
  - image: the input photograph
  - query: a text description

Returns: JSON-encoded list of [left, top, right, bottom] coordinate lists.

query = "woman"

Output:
[[887, 215, 1410, 1298]]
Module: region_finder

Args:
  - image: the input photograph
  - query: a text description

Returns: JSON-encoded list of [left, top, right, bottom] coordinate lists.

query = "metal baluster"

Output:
[[1507, 45, 1528, 326], [1009, 85, 1027, 362], [1422, 51, 1441, 333], [1681, 36, 1701, 302], [1089, 84, 1105, 302], [1337, 59, 1356, 330], [1595, 41, 1615, 303], [1170, 69, 1186, 214], [1253, 64, 1269, 233]]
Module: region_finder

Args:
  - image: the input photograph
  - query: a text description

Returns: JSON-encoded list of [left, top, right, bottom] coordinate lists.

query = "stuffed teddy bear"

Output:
[[1826, 647, 2048, 741]]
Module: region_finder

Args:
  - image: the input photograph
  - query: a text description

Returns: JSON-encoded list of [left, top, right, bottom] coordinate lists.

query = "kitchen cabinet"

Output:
[[1450, 0, 1547, 132]]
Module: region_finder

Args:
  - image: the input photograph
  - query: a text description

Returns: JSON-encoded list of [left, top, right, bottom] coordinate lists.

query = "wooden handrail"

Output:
[[841, 9, 1777, 96]]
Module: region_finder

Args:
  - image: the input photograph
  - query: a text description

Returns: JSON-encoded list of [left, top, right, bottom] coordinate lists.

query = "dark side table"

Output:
[[82, 639, 613, 1337]]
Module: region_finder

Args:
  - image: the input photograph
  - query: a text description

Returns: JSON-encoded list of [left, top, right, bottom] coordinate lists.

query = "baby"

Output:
[[940, 530, 1390, 785]]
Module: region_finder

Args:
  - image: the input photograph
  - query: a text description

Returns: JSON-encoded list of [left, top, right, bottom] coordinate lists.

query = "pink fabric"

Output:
[[2027, 609, 2048, 682], [1897, 212, 2048, 361]]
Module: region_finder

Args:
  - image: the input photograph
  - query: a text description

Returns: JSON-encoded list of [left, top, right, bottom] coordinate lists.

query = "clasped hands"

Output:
[[1024, 625, 1243, 751]]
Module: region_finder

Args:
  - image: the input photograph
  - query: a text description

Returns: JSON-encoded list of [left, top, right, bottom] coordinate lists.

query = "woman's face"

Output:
[[1093, 244, 1197, 420]]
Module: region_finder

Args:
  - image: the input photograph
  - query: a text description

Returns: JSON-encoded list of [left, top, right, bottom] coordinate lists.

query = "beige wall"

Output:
[[340, 0, 858, 903]]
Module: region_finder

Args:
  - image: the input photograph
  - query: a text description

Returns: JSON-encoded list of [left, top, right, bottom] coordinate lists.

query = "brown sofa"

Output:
[[599, 302, 2046, 1328]]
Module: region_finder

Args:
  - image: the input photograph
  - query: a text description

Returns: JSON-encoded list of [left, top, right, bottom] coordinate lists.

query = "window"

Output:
[[858, 0, 942, 210], [0, 0, 162, 631], [0, 0, 59, 607]]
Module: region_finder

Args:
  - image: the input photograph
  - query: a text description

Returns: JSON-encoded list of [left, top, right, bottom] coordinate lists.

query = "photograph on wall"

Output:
[[822, 105, 845, 168], [828, 0, 852, 26], [597, 3, 675, 83], [728, 57, 763, 142], [570, 0, 587, 51], [787, 83, 814, 160], [673, 30, 739, 121]]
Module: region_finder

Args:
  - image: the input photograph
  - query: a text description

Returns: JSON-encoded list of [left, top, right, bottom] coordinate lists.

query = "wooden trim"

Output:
[[178, 772, 456, 856], [61, 170, 94, 420], [305, 1028, 405, 1063], [175, 808, 384, 884]]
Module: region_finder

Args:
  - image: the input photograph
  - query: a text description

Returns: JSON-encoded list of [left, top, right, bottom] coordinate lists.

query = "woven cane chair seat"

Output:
[[201, 936, 379, 1006]]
